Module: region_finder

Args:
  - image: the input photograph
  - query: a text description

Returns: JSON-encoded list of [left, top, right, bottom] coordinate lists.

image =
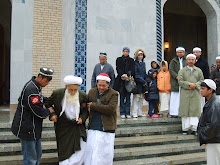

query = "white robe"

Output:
[[169, 87, 181, 116], [169, 57, 183, 116], [181, 117, 199, 131], [159, 93, 170, 112], [59, 138, 86, 165], [84, 130, 115, 165], [206, 143, 220, 165]]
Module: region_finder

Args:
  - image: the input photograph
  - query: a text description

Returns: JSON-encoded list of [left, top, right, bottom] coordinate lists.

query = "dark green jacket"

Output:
[[88, 87, 118, 131], [45, 88, 89, 161], [169, 56, 187, 92]]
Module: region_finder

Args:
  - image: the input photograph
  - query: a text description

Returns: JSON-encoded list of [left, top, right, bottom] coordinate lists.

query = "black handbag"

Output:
[[125, 76, 138, 93]]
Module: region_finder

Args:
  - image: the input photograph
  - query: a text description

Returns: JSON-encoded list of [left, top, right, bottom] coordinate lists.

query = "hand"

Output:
[[124, 76, 128, 80], [50, 115, 57, 122], [49, 107, 55, 113], [87, 102, 92, 109], [77, 118, 82, 125], [81, 103, 86, 108], [189, 83, 197, 90], [143, 82, 147, 86]]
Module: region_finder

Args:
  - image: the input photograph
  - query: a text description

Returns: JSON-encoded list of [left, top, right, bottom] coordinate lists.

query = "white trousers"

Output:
[[181, 117, 199, 131], [84, 130, 115, 165], [59, 138, 86, 165], [206, 143, 220, 165], [159, 93, 170, 112], [132, 94, 144, 116], [169, 89, 180, 116]]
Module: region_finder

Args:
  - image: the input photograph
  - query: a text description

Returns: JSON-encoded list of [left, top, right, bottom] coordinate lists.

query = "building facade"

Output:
[[0, 0, 219, 112]]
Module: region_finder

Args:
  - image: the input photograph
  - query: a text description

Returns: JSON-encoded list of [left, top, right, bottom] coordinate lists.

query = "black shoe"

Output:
[[191, 131, 198, 136], [182, 131, 188, 135], [171, 115, 178, 118]]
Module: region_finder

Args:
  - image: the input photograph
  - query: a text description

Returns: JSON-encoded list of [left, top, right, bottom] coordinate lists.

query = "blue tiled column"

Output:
[[75, 0, 87, 92], [156, 0, 162, 63]]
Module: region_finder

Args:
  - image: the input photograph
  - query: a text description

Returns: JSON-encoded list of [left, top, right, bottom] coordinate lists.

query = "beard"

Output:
[[66, 91, 79, 104]]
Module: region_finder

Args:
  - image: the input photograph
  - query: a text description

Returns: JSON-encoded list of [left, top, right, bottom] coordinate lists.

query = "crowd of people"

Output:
[[10, 45, 220, 165]]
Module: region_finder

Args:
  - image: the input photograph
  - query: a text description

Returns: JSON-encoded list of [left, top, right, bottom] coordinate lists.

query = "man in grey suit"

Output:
[[91, 52, 115, 88]]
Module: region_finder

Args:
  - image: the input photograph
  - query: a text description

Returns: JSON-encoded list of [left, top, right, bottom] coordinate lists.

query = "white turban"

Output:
[[193, 47, 202, 52], [186, 54, 196, 59], [203, 79, 216, 91], [216, 55, 220, 60], [176, 47, 185, 52], [63, 75, 82, 85]]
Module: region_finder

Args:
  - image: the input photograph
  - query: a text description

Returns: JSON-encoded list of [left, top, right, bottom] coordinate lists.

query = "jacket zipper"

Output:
[[164, 72, 165, 91]]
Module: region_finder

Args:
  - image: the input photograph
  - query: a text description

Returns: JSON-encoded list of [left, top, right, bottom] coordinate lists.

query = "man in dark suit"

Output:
[[193, 47, 210, 79], [45, 75, 89, 164]]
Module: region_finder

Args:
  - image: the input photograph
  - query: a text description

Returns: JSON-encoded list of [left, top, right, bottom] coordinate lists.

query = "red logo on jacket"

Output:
[[31, 96, 40, 104]]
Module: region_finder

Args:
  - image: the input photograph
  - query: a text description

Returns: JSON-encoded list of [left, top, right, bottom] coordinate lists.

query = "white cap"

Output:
[[186, 54, 196, 59], [138, 51, 143, 55], [216, 55, 220, 60], [176, 47, 185, 52], [193, 47, 202, 52], [203, 79, 216, 91], [63, 75, 82, 85], [96, 73, 111, 82]]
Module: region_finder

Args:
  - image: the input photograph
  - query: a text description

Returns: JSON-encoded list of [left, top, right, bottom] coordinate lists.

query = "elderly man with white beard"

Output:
[[45, 75, 89, 165]]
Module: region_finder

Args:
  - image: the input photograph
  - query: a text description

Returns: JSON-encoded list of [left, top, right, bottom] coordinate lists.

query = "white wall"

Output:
[[194, 0, 220, 66], [10, 0, 34, 104], [61, 0, 75, 87], [86, 0, 157, 91]]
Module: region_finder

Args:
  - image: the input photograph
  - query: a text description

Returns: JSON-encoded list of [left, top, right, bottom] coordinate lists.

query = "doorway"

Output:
[[0, 0, 11, 105], [163, 0, 207, 63]]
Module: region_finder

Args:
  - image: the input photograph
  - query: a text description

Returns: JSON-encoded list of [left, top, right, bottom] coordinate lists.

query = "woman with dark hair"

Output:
[[114, 47, 134, 119]]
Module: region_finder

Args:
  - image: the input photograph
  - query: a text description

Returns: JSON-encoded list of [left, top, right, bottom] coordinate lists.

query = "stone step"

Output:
[[0, 148, 206, 165], [116, 124, 182, 137], [114, 142, 204, 160], [113, 152, 206, 165], [0, 141, 57, 154], [0, 153, 58, 165], [0, 130, 56, 141], [116, 118, 181, 127], [0, 134, 197, 154], [0, 118, 181, 130], [0, 122, 55, 131], [0, 124, 182, 141], [114, 134, 197, 147]]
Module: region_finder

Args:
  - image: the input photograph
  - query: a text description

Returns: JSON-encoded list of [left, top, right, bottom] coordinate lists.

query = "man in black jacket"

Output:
[[11, 67, 55, 165], [210, 55, 220, 97], [198, 79, 220, 165], [114, 47, 134, 119], [193, 47, 209, 112], [193, 47, 210, 79]]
